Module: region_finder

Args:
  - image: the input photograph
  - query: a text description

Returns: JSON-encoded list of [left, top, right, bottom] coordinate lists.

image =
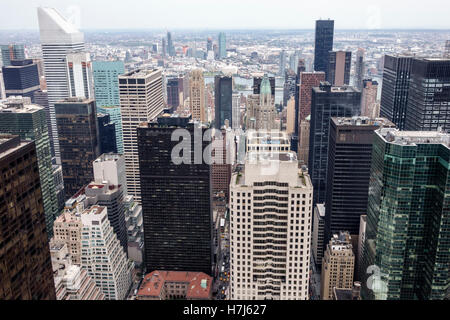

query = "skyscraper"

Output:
[[355, 49, 365, 90], [97, 113, 117, 154], [0, 97, 59, 236], [92, 61, 124, 108], [291, 59, 307, 153], [320, 232, 355, 300], [214, 75, 232, 129], [253, 76, 276, 96], [229, 151, 313, 300], [167, 31, 175, 57], [137, 117, 213, 276], [189, 69, 205, 122], [297, 72, 326, 156], [66, 52, 94, 99], [37, 7, 85, 160], [245, 75, 278, 130], [166, 77, 180, 111], [379, 55, 414, 130], [2, 59, 40, 101], [360, 128, 450, 300], [324, 117, 395, 247], [55, 98, 100, 199], [314, 20, 334, 74], [309, 82, 361, 205], [361, 79, 379, 118], [405, 58, 450, 132], [0, 44, 25, 67], [327, 51, 352, 86], [53, 205, 132, 300], [218, 32, 226, 59], [0, 135, 56, 300], [279, 50, 286, 76], [119, 69, 164, 204]]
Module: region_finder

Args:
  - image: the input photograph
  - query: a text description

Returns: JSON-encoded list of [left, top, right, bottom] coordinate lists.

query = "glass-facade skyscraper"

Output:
[[314, 20, 334, 75], [218, 32, 226, 59], [309, 82, 361, 205], [0, 97, 59, 236], [214, 75, 232, 129], [0, 44, 25, 67], [93, 60, 125, 153], [360, 128, 450, 300]]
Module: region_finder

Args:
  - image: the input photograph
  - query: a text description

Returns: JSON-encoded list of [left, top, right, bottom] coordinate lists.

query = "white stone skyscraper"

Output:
[[37, 7, 85, 160], [66, 52, 94, 99], [229, 148, 313, 300], [119, 69, 164, 203]]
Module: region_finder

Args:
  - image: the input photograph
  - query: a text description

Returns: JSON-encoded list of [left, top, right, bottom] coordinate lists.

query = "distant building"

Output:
[[0, 135, 56, 300], [356, 215, 367, 280], [167, 31, 175, 57], [214, 75, 232, 129], [286, 96, 295, 134], [137, 271, 213, 300], [97, 113, 117, 154], [361, 79, 379, 118], [355, 49, 365, 90], [298, 116, 310, 166], [232, 92, 241, 128], [314, 20, 334, 74], [218, 32, 226, 59], [327, 51, 351, 86], [253, 75, 276, 97], [279, 50, 286, 76], [92, 61, 125, 153], [124, 195, 144, 266], [66, 52, 94, 99], [189, 69, 205, 122], [55, 98, 100, 199], [166, 78, 180, 111], [211, 129, 232, 199], [2, 59, 40, 101], [320, 232, 355, 300], [0, 44, 25, 66], [246, 75, 278, 130]]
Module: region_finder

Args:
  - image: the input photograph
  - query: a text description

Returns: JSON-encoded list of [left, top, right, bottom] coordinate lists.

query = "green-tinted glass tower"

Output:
[[0, 97, 59, 236], [92, 61, 125, 153], [360, 128, 450, 300]]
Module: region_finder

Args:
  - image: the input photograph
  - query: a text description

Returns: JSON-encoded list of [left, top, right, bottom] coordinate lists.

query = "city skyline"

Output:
[[0, 1, 450, 30]]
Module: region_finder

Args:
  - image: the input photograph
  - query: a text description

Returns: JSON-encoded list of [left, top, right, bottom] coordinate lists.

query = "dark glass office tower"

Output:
[[97, 113, 117, 154], [137, 117, 212, 276], [2, 59, 40, 102], [55, 98, 100, 199], [33, 90, 54, 156], [0, 135, 56, 300], [406, 58, 450, 132], [360, 128, 450, 300], [380, 55, 414, 130], [214, 75, 232, 129], [324, 117, 395, 247], [314, 20, 334, 75], [309, 82, 361, 205], [167, 31, 175, 57], [166, 78, 180, 111]]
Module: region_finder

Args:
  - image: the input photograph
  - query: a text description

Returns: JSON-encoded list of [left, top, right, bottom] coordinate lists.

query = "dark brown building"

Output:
[[55, 98, 100, 199], [0, 135, 56, 300]]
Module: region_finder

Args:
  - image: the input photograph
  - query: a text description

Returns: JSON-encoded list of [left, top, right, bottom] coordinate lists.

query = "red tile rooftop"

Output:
[[137, 270, 212, 300]]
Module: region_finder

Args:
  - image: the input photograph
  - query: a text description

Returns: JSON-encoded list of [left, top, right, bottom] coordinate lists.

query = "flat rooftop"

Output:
[[332, 116, 395, 128], [378, 128, 450, 147], [119, 68, 160, 78]]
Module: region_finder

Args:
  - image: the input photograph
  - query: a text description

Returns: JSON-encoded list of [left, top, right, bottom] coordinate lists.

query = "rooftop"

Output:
[[119, 68, 160, 78], [378, 128, 450, 147], [0, 97, 43, 114], [137, 270, 212, 299], [332, 116, 395, 128]]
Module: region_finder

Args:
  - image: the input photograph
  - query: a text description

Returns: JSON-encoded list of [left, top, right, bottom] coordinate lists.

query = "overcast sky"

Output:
[[0, 0, 449, 30]]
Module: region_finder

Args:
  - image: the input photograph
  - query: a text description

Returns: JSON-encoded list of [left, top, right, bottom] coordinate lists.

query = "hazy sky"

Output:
[[0, 0, 449, 30]]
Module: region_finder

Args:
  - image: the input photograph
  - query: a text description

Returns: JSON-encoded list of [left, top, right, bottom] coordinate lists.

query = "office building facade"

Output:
[[119, 69, 164, 204], [0, 97, 59, 235], [55, 98, 100, 199], [327, 51, 351, 86], [97, 113, 117, 154], [214, 75, 232, 129], [0, 44, 25, 67], [0, 135, 56, 300], [309, 82, 361, 205], [2, 59, 40, 101], [314, 20, 334, 74]]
